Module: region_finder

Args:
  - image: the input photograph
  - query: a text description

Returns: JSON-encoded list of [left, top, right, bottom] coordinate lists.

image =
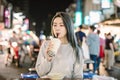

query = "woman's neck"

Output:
[[59, 37, 68, 44]]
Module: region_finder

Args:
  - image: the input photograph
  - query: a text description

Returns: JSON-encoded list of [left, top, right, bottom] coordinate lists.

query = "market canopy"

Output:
[[99, 18, 120, 26]]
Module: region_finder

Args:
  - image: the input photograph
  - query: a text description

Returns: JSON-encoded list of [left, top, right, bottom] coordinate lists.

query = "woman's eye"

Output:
[[60, 25, 64, 27], [53, 25, 57, 27], [53, 24, 64, 27]]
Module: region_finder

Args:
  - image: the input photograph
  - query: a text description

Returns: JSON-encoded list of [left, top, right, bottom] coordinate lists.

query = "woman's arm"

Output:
[[109, 42, 114, 52], [35, 41, 52, 77], [72, 49, 84, 79]]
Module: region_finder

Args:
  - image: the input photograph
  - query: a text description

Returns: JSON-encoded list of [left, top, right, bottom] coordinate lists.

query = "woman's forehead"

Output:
[[53, 17, 63, 23]]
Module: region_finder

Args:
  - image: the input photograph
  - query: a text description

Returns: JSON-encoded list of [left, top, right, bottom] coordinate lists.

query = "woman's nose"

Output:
[[55, 26, 60, 31]]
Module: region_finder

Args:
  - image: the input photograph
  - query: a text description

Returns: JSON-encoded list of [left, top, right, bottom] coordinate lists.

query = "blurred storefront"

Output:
[[83, 0, 115, 25], [0, 0, 30, 45], [98, 18, 120, 41], [77, 0, 120, 42], [12, 12, 29, 31], [0, 0, 7, 30], [0, 0, 7, 22], [68, 0, 117, 28], [4, 3, 12, 29]]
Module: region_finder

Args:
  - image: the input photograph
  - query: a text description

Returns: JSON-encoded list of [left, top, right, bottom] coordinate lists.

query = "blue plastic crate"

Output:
[[83, 72, 97, 79], [21, 73, 39, 78]]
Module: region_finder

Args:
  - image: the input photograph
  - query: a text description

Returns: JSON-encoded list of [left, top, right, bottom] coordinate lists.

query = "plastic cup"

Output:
[[48, 38, 61, 57]]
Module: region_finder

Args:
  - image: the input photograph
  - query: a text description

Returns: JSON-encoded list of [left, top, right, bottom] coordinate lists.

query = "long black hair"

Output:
[[51, 12, 81, 62]]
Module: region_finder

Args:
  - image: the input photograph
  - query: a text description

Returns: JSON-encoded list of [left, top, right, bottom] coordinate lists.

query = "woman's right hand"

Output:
[[45, 40, 54, 61], [46, 54, 53, 61]]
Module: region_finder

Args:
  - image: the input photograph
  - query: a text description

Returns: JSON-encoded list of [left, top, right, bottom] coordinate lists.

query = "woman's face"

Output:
[[52, 17, 67, 39]]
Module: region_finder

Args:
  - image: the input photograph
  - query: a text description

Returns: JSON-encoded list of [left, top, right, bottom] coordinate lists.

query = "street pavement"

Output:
[[0, 53, 31, 80], [0, 53, 120, 80], [97, 62, 120, 80]]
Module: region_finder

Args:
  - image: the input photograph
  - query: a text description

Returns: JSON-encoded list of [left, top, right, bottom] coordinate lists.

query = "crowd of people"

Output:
[[3, 28, 42, 68], [75, 24, 120, 75]]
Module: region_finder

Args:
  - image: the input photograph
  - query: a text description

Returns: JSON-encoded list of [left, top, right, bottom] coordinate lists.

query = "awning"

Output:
[[99, 18, 120, 26]]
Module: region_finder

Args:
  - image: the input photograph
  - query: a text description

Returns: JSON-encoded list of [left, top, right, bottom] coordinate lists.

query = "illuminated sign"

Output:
[[101, 0, 111, 9], [74, 11, 82, 28], [89, 11, 102, 25]]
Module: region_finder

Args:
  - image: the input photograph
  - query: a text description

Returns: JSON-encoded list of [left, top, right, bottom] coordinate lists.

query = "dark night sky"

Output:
[[7, 0, 74, 21], [29, 0, 74, 21], [28, 0, 74, 36]]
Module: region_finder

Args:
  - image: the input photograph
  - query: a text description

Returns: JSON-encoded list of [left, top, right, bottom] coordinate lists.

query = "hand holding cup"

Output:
[[46, 38, 61, 61]]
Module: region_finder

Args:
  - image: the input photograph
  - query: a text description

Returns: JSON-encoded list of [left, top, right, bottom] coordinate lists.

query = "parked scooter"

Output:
[[20, 42, 40, 79], [11, 42, 20, 67]]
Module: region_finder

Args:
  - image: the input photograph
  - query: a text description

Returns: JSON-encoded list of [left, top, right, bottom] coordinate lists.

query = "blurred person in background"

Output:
[[75, 25, 90, 61], [29, 40, 40, 67], [86, 25, 100, 74], [96, 30, 105, 74], [39, 30, 46, 47], [35, 12, 84, 80], [9, 31, 20, 67], [16, 28, 25, 66], [75, 25, 86, 46], [97, 30, 105, 61], [104, 33, 115, 71], [4, 39, 11, 66]]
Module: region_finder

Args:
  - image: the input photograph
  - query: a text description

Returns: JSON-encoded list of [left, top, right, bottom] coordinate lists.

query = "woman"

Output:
[[35, 12, 84, 80]]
